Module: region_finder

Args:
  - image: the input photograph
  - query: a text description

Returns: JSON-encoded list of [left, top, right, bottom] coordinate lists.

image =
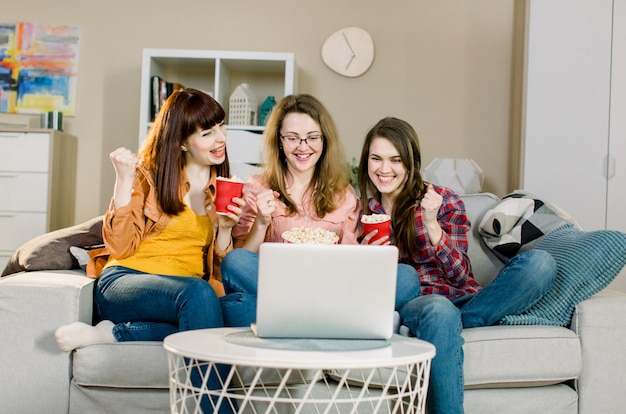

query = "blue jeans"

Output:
[[220, 248, 422, 327], [398, 249, 557, 414], [95, 266, 233, 413], [95, 266, 224, 340]]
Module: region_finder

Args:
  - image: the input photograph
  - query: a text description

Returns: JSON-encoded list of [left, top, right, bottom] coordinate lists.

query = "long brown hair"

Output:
[[357, 117, 428, 256], [262, 94, 350, 217], [139, 88, 229, 215]]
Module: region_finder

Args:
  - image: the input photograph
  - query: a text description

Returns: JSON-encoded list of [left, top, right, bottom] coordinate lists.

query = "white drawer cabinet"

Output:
[[0, 130, 77, 270], [0, 173, 49, 211]]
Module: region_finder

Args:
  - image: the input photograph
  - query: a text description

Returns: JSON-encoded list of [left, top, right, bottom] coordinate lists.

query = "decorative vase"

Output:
[[259, 95, 276, 126]]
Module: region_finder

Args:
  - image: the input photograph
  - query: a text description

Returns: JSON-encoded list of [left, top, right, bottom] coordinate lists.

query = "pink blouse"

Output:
[[232, 174, 361, 246]]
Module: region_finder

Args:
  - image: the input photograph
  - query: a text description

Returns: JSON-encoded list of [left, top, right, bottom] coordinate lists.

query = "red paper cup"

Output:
[[215, 177, 244, 215], [361, 215, 391, 243]]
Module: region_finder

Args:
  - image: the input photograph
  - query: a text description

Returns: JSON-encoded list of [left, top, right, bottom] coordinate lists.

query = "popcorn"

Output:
[[361, 214, 391, 243], [361, 213, 390, 224], [217, 175, 243, 182], [281, 227, 339, 244]]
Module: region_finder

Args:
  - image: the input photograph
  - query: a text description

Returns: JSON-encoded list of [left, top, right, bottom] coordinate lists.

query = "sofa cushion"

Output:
[[2, 216, 104, 277], [462, 325, 581, 388], [328, 325, 581, 390], [477, 191, 578, 262], [464, 385, 578, 414], [72, 342, 169, 389], [72, 340, 320, 389], [459, 193, 504, 287]]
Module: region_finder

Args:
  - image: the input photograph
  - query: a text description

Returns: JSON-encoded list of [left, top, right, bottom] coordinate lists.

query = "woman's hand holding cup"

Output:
[[360, 214, 391, 245]]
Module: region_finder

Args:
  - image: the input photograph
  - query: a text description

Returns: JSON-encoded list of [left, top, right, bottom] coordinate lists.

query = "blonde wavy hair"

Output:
[[262, 94, 350, 218]]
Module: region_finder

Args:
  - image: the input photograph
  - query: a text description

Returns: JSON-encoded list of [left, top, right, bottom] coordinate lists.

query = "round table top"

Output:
[[163, 327, 435, 369]]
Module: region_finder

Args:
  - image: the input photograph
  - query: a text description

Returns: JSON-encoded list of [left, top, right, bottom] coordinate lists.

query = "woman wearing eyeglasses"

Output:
[[219, 94, 420, 327], [232, 94, 359, 251]]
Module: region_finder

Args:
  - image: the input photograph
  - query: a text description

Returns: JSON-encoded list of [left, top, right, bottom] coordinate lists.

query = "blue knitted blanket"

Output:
[[499, 223, 626, 326]]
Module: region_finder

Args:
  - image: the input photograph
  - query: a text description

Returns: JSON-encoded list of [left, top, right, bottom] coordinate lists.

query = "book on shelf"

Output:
[[150, 76, 185, 121], [151, 76, 160, 121]]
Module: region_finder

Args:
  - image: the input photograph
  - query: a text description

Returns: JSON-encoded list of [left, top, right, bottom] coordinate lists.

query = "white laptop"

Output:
[[251, 243, 399, 340]]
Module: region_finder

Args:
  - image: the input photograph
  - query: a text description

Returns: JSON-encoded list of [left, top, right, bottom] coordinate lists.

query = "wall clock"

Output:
[[321, 27, 375, 78]]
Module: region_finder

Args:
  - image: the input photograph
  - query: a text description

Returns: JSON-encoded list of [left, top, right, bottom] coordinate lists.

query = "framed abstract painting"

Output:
[[0, 22, 81, 115]]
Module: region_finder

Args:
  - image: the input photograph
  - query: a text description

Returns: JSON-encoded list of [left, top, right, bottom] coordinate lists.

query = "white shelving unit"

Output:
[[138, 48, 296, 149]]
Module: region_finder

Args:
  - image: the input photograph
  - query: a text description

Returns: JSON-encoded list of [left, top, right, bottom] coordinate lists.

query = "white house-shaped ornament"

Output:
[[229, 83, 258, 126]]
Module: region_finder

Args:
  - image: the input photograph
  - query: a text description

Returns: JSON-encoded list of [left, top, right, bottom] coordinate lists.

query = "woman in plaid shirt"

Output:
[[358, 117, 557, 414]]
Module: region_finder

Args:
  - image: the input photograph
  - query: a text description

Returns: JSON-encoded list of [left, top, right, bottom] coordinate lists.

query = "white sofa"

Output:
[[1, 192, 626, 414]]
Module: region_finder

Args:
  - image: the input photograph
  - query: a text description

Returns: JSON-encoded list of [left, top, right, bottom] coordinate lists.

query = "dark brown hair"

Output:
[[357, 117, 428, 256], [139, 88, 229, 215]]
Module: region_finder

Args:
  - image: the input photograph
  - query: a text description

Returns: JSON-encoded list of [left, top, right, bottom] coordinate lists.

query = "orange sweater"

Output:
[[88, 162, 231, 297]]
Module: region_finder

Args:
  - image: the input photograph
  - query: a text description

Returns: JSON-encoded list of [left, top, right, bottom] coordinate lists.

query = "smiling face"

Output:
[[367, 137, 408, 204], [183, 121, 227, 166], [279, 112, 324, 176]]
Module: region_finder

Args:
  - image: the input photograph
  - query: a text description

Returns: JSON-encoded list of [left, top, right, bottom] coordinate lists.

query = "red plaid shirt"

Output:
[[368, 185, 482, 299]]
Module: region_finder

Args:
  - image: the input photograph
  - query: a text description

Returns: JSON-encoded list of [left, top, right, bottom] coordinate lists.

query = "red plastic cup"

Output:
[[215, 177, 244, 215], [361, 214, 391, 243]]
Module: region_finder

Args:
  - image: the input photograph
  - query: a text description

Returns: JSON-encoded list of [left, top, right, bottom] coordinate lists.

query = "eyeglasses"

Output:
[[280, 134, 323, 147]]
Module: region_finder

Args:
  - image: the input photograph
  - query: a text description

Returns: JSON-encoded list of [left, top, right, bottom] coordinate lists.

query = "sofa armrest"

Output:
[[571, 288, 626, 414], [0, 270, 94, 414]]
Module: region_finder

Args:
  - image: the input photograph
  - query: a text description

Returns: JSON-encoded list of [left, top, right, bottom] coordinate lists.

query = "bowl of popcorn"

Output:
[[281, 227, 339, 244]]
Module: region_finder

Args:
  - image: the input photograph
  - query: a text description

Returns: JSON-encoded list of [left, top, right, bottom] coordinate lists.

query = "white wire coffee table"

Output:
[[164, 327, 435, 414]]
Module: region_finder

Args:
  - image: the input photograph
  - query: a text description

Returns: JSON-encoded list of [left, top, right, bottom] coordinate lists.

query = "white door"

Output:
[[607, 0, 626, 232], [524, 0, 613, 231], [607, 0, 626, 291]]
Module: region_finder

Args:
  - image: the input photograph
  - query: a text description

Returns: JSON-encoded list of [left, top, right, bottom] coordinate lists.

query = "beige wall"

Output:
[[4, 0, 522, 223]]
